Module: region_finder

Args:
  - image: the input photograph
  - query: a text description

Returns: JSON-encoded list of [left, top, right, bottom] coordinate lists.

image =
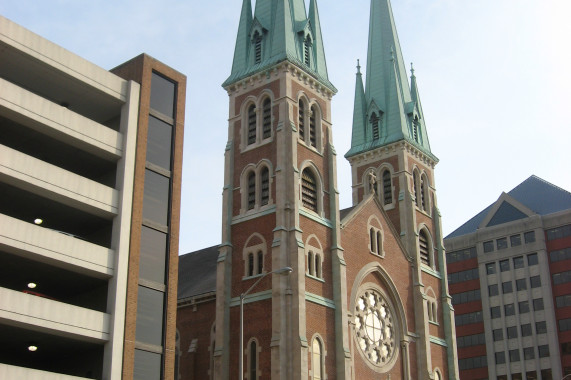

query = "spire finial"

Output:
[[357, 59, 361, 74], [410, 62, 415, 77]]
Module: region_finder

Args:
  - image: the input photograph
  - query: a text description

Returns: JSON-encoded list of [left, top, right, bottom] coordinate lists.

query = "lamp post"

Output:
[[561, 374, 571, 380], [239, 266, 292, 380]]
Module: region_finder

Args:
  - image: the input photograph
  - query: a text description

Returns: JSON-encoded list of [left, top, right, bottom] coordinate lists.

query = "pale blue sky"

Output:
[[2, 1, 570, 253]]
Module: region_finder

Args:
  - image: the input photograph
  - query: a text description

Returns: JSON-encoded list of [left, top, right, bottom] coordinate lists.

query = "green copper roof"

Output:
[[223, 0, 336, 92], [346, 0, 436, 160]]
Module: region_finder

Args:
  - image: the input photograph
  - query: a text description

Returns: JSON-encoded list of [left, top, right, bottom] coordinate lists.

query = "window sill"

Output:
[[240, 136, 274, 153], [306, 274, 325, 283]]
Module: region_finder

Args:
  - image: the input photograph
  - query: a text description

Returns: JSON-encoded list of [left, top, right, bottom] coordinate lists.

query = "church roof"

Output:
[[223, 0, 335, 92], [346, 0, 435, 161], [178, 245, 219, 300], [446, 175, 571, 239]]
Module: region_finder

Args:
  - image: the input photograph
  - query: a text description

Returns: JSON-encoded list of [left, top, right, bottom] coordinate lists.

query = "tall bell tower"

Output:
[[345, 0, 459, 378], [213, 1, 348, 379]]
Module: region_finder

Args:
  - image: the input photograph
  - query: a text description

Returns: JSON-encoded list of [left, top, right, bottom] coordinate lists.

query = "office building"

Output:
[[0, 16, 185, 380], [445, 175, 571, 380]]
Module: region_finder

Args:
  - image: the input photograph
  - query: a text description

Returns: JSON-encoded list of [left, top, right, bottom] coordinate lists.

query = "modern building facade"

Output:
[[177, 1, 459, 379], [0, 16, 185, 380], [445, 176, 571, 380]]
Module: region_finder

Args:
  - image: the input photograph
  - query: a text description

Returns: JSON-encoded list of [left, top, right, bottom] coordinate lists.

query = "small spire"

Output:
[[410, 62, 415, 77], [357, 59, 361, 74]]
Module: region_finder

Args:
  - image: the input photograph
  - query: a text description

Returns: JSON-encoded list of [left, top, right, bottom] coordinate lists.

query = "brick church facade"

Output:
[[177, 1, 459, 379]]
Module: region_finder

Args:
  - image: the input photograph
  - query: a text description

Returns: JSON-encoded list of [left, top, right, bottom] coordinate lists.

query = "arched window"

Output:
[[368, 217, 384, 257], [301, 168, 318, 212], [260, 167, 269, 206], [262, 98, 271, 139], [253, 31, 262, 64], [247, 104, 256, 145], [247, 340, 258, 380], [257, 251, 263, 275], [376, 231, 382, 255], [419, 229, 430, 266], [370, 112, 380, 140], [299, 100, 306, 140], [312, 338, 323, 380], [309, 105, 317, 147], [247, 171, 256, 210], [243, 234, 266, 278], [382, 169, 392, 205]]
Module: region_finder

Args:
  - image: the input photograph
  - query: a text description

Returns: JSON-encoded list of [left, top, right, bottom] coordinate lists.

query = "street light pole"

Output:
[[239, 266, 292, 380]]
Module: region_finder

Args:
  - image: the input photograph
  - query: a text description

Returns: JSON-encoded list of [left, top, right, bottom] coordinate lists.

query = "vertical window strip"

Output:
[[382, 170, 391, 205], [248, 105, 256, 145], [261, 167, 269, 206], [308, 251, 314, 276], [257, 251, 263, 275], [248, 172, 256, 210], [248, 253, 254, 277], [262, 99, 271, 139], [249, 340, 257, 380], [254, 32, 262, 64], [299, 101, 305, 140], [420, 177, 426, 210], [413, 172, 419, 207], [304, 37, 311, 66], [309, 106, 317, 147], [371, 113, 380, 140], [376, 231, 382, 255], [315, 254, 321, 279]]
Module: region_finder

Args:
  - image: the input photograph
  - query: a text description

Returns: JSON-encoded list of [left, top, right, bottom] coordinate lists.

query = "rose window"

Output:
[[354, 289, 395, 367]]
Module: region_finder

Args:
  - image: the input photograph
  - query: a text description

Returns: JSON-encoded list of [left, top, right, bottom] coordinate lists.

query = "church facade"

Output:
[[177, 1, 459, 379]]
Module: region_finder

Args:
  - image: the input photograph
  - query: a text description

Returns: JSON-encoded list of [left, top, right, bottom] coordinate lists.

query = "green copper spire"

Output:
[[346, 0, 435, 160], [222, 0, 335, 92], [351, 61, 367, 149]]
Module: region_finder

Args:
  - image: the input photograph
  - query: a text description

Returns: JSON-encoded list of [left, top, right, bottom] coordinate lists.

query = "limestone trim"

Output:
[[367, 215, 385, 258]]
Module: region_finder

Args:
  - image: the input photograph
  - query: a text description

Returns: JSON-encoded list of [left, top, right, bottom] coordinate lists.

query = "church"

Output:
[[177, 0, 459, 379]]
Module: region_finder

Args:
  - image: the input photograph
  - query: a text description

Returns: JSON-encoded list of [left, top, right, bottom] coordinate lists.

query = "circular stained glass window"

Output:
[[354, 288, 396, 368]]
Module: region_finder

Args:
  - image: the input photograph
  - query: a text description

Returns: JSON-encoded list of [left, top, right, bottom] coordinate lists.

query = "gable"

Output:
[[486, 201, 529, 227]]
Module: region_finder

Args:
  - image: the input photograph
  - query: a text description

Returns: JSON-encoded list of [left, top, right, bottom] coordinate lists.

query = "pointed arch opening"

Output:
[[381, 168, 393, 206], [311, 337, 324, 380], [303, 34, 313, 67], [243, 233, 267, 279], [370, 112, 380, 140], [305, 235, 324, 280], [245, 338, 260, 380], [301, 168, 318, 212]]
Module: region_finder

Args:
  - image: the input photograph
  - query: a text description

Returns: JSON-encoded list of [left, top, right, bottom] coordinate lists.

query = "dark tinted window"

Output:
[[536, 321, 547, 334], [483, 241, 494, 253], [500, 259, 510, 272], [524, 231, 535, 243], [510, 234, 521, 246], [530, 275, 541, 288], [493, 328, 503, 341], [134, 349, 162, 380], [513, 256, 524, 269], [491, 306, 501, 319], [505, 303, 515, 316], [507, 326, 518, 339], [489, 284, 499, 296], [528, 253, 539, 265], [147, 116, 173, 170], [497, 237, 508, 250], [519, 301, 529, 314], [516, 278, 527, 291], [502, 281, 513, 294], [140, 226, 167, 284], [521, 323, 532, 337], [486, 262, 496, 275], [135, 286, 165, 345], [150, 72, 176, 118], [533, 298, 544, 311], [143, 170, 170, 226]]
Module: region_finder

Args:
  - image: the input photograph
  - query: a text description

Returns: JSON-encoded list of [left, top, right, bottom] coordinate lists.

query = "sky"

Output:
[[2, 0, 570, 254]]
